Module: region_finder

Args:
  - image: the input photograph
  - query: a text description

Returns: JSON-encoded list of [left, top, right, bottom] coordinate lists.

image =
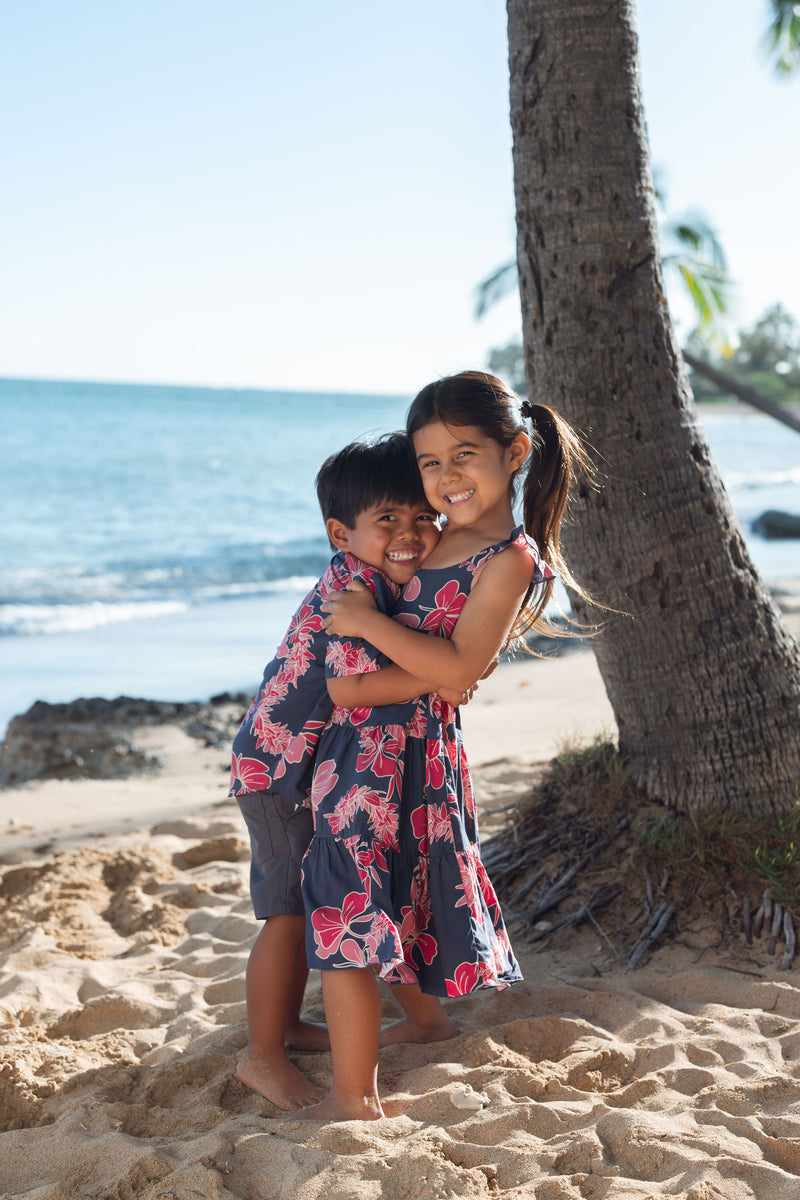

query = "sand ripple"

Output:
[[3, 814, 800, 1199]]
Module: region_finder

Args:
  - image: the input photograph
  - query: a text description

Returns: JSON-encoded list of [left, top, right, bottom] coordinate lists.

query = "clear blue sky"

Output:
[[1, 0, 797, 393]]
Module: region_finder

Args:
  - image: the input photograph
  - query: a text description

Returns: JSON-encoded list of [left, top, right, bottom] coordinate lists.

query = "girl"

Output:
[[298, 371, 594, 1122]]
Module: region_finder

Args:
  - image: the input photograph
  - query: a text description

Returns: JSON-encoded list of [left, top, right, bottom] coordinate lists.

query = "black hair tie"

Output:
[[520, 399, 534, 420]]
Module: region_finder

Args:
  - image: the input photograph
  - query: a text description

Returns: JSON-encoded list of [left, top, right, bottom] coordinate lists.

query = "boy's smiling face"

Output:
[[326, 500, 440, 585]]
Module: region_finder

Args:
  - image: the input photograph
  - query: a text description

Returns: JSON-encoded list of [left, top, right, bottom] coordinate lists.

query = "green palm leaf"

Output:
[[764, 0, 800, 76]]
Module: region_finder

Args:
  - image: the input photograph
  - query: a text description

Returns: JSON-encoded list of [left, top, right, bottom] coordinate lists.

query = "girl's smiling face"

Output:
[[412, 422, 529, 528]]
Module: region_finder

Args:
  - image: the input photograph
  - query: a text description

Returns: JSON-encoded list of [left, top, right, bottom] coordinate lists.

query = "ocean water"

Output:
[[1, 378, 798, 736]]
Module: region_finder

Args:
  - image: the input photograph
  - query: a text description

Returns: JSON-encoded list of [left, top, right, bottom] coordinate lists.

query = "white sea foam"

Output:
[[0, 600, 189, 637], [724, 465, 800, 490]]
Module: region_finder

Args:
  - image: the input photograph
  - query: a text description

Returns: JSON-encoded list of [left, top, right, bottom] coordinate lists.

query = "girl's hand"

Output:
[[322, 579, 377, 636], [437, 683, 476, 707]]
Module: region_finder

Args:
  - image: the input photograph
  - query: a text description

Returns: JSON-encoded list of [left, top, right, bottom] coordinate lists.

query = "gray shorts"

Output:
[[236, 789, 314, 919]]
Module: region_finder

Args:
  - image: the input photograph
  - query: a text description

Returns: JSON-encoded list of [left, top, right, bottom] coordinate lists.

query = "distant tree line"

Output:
[[488, 304, 800, 406], [685, 304, 800, 405]]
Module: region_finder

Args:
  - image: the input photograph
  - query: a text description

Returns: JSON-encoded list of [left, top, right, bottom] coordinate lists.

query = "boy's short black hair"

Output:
[[316, 432, 429, 529]]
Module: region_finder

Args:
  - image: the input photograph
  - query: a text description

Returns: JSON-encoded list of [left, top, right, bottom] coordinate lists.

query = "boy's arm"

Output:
[[323, 547, 533, 692]]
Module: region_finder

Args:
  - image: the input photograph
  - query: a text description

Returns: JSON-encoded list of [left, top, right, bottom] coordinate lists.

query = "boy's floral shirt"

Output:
[[228, 552, 397, 806]]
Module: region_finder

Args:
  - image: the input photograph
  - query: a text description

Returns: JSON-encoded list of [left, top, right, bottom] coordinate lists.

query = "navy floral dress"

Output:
[[302, 526, 554, 997]]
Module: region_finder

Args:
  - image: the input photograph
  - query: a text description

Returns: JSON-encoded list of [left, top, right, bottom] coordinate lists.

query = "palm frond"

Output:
[[764, 0, 800, 75], [671, 260, 732, 351], [473, 259, 518, 319]]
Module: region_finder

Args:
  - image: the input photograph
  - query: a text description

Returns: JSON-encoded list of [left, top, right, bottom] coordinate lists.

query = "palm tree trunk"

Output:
[[507, 0, 800, 813]]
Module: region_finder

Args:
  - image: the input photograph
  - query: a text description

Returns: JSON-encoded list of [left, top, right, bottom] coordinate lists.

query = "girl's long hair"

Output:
[[406, 370, 598, 644]]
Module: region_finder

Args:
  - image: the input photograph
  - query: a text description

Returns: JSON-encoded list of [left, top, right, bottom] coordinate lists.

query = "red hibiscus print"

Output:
[[419, 579, 468, 637], [229, 754, 272, 793], [425, 740, 446, 791], [357, 725, 405, 781], [310, 891, 371, 958], [402, 575, 421, 603], [311, 759, 339, 806], [445, 961, 482, 997], [326, 639, 379, 677], [276, 602, 323, 655], [252, 716, 293, 757]]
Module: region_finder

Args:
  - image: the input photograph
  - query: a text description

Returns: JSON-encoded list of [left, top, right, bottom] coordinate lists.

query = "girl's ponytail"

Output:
[[516, 402, 598, 640]]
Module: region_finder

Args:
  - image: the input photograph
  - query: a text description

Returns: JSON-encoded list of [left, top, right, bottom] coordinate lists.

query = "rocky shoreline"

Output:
[[0, 692, 251, 789]]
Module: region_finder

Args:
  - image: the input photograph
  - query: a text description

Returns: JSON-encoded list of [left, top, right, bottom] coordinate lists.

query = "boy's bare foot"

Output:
[[379, 1012, 457, 1046], [285, 1018, 330, 1052], [292, 1090, 385, 1122], [236, 1050, 325, 1111]]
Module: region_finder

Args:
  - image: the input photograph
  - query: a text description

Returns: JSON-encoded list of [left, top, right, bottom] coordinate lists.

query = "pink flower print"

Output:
[[277, 602, 323, 655], [346, 839, 389, 888], [405, 701, 427, 739], [425, 740, 446, 792], [230, 754, 272, 793], [260, 676, 291, 710], [410, 801, 453, 854], [283, 721, 325, 763], [380, 960, 419, 985], [419, 579, 468, 637], [364, 910, 400, 959], [273, 721, 325, 779], [326, 784, 399, 847], [347, 706, 373, 727], [252, 716, 293, 757], [326, 638, 379, 677], [402, 575, 422, 603], [281, 638, 314, 685], [398, 891, 438, 966], [473, 852, 502, 918], [310, 891, 371, 959], [410, 805, 430, 854], [311, 759, 339, 807], [338, 938, 370, 966], [356, 725, 406, 789], [393, 611, 421, 629], [467, 548, 493, 576], [454, 852, 484, 922], [428, 801, 455, 846], [253, 673, 290, 715], [407, 927, 438, 966], [445, 961, 482, 997]]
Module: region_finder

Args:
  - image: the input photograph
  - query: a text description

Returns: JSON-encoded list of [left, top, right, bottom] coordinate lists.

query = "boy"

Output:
[[231, 434, 456, 1111]]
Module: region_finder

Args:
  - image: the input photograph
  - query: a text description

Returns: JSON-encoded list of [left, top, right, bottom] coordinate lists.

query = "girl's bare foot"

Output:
[[292, 1090, 385, 1122], [379, 1011, 457, 1046], [236, 1050, 325, 1111], [285, 1018, 330, 1052]]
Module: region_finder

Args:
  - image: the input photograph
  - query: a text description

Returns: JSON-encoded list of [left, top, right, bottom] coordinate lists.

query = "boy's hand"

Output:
[[322, 580, 377, 635]]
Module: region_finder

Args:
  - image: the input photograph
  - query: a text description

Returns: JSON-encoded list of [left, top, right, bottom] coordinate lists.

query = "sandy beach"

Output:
[[2, 598, 800, 1199]]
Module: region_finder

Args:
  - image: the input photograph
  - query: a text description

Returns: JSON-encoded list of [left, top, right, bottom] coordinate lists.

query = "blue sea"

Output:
[[1, 377, 799, 737]]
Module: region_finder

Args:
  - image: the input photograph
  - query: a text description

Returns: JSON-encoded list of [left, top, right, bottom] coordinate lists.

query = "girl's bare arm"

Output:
[[327, 664, 436, 708], [322, 545, 533, 692], [327, 666, 469, 708]]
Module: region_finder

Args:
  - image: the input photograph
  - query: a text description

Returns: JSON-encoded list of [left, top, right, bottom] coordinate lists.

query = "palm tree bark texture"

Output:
[[506, 0, 800, 813]]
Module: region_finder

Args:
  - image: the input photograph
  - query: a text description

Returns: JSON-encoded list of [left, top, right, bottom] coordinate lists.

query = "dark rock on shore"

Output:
[[752, 510, 800, 539], [0, 692, 251, 789]]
